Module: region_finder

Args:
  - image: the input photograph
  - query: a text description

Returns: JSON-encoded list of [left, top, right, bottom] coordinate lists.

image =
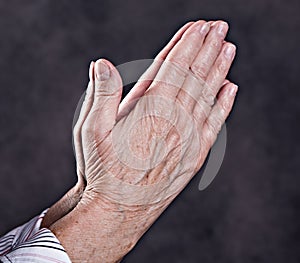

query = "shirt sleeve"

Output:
[[0, 210, 72, 263]]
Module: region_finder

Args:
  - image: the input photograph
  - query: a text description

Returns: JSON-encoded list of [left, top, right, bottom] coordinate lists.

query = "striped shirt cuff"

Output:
[[0, 210, 71, 263]]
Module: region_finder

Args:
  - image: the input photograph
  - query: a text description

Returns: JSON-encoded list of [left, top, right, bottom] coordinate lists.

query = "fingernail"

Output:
[[229, 84, 238, 96], [217, 22, 228, 37], [95, 60, 110, 81], [224, 44, 236, 59], [200, 22, 210, 34]]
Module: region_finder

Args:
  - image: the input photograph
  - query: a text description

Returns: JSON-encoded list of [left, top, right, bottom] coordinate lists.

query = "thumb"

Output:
[[82, 58, 123, 143]]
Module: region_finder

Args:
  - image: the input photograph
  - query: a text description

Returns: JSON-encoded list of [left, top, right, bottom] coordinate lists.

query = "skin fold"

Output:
[[43, 19, 238, 262]]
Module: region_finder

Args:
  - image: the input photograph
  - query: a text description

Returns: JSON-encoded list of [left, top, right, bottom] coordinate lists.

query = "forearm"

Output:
[[48, 192, 170, 263]]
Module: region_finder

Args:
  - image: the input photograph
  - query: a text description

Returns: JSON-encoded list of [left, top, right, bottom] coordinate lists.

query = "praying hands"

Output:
[[1, 19, 238, 263]]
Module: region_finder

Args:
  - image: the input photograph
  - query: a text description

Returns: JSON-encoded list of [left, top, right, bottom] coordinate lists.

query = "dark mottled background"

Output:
[[0, 0, 299, 262]]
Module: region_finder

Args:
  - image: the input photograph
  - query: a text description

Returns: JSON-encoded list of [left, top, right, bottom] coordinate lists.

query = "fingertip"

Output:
[[94, 59, 111, 81], [228, 83, 238, 96], [220, 82, 238, 98], [216, 20, 229, 27], [211, 20, 229, 35], [184, 21, 195, 26], [200, 22, 211, 35], [93, 58, 123, 96], [216, 82, 238, 109], [179, 21, 195, 31], [101, 58, 123, 88]]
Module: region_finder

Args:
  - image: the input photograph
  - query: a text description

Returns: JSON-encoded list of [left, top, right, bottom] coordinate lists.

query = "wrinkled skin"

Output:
[[49, 20, 238, 262]]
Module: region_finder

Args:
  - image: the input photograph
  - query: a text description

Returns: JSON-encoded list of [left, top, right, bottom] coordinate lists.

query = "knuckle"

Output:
[[202, 128, 215, 149], [167, 56, 189, 71], [190, 63, 207, 79], [220, 101, 229, 113], [206, 120, 217, 134], [150, 80, 169, 91], [207, 116, 222, 135], [193, 101, 211, 121], [210, 39, 220, 49], [201, 87, 215, 107], [216, 59, 227, 73]]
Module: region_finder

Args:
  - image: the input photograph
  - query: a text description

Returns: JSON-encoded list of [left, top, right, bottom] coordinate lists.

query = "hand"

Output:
[[42, 22, 195, 228], [50, 20, 238, 262], [76, 20, 236, 203]]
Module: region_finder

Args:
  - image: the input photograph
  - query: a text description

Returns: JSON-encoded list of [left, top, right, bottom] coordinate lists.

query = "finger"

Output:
[[192, 78, 229, 126], [147, 20, 211, 99], [117, 21, 194, 121], [73, 62, 95, 178], [176, 23, 231, 116], [175, 72, 205, 115], [190, 21, 229, 81], [179, 41, 236, 117], [203, 42, 236, 102], [165, 20, 209, 69], [82, 59, 123, 147], [177, 75, 231, 114], [201, 82, 238, 150], [155, 21, 195, 60]]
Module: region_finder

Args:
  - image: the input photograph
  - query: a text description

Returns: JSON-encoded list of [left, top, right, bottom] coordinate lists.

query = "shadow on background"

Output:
[[0, 0, 299, 262]]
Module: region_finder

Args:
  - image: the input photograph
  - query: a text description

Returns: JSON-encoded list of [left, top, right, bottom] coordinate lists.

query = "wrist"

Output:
[[49, 192, 161, 262], [41, 178, 86, 228]]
